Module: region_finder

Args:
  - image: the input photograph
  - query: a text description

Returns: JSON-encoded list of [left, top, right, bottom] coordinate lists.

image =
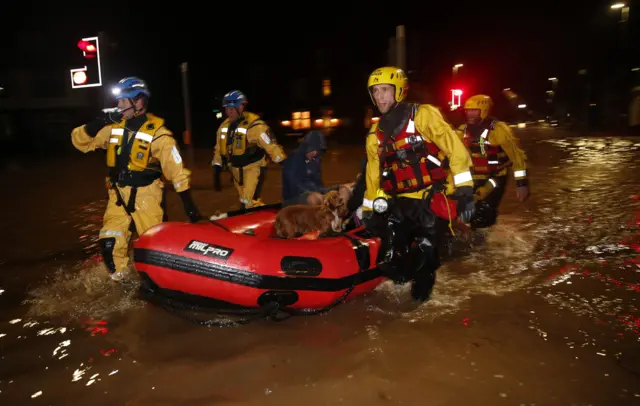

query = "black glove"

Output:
[[84, 116, 109, 137], [104, 109, 123, 123], [347, 176, 366, 213], [213, 165, 222, 191], [84, 110, 122, 137], [453, 185, 476, 223], [178, 190, 201, 223]]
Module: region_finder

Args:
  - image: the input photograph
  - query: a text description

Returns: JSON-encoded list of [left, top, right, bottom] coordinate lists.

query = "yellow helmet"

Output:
[[367, 66, 409, 104], [464, 94, 493, 119]]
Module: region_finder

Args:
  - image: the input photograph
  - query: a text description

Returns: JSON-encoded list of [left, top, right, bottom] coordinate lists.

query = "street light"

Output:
[[610, 3, 629, 22], [452, 64, 464, 96]]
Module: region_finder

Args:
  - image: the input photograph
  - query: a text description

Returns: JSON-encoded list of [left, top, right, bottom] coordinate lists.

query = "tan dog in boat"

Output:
[[274, 190, 347, 239]]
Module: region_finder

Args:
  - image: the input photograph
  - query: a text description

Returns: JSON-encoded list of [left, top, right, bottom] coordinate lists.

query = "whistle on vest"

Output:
[[406, 135, 420, 144]]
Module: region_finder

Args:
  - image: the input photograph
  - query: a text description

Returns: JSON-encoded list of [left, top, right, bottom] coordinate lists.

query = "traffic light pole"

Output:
[[98, 31, 110, 107], [386, 25, 406, 70], [180, 62, 195, 166], [396, 25, 406, 71]]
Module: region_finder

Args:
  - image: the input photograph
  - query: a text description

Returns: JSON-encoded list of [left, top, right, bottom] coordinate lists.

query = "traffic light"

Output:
[[77, 39, 97, 58], [72, 71, 88, 86], [69, 36, 102, 89], [450, 89, 463, 110]]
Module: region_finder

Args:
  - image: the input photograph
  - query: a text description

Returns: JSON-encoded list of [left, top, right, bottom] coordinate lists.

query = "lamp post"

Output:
[[548, 77, 559, 118], [452, 63, 464, 85]]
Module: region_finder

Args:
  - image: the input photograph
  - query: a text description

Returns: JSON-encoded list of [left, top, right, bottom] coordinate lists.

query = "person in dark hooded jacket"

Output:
[[282, 130, 329, 207]]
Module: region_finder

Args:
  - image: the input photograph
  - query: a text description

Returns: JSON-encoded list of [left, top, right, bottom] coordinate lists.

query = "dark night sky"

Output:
[[2, 0, 637, 135]]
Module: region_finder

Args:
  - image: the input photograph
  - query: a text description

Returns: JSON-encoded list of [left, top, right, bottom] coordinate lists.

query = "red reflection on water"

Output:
[[100, 348, 118, 356], [547, 264, 579, 279], [618, 315, 640, 336], [82, 319, 109, 336]]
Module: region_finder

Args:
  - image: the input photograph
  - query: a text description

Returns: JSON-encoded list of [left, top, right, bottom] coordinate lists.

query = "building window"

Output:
[[322, 79, 331, 97], [292, 111, 311, 130]]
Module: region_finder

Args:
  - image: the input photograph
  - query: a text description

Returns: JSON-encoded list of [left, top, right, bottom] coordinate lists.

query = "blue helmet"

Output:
[[222, 90, 247, 108], [112, 77, 151, 99]]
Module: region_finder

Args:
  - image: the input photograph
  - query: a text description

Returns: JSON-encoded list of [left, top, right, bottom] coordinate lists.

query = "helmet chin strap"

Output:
[[466, 115, 485, 125], [128, 98, 146, 117], [229, 104, 244, 121]]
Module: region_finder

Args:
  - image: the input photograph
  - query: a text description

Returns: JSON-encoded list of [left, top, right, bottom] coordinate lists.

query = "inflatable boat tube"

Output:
[[133, 206, 386, 310]]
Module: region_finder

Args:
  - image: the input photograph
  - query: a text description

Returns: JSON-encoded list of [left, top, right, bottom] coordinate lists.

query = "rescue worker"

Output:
[[212, 90, 286, 209], [457, 94, 529, 228], [71, 77, 200, 281], [363, 66, 475, 301]]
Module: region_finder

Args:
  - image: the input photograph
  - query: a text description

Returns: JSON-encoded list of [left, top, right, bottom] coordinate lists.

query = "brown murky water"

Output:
[[1, 128, 639, 405]]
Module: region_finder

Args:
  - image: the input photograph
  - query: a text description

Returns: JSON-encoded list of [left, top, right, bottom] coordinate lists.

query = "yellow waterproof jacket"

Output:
[[213, 111, 286, 169], [456, 120, 528, 181], [71, 114, 191, 192], [363, 104, 473, 210]]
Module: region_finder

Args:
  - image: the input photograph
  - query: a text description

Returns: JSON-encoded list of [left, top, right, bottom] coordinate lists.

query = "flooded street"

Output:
[[1, 128, 639, 405]]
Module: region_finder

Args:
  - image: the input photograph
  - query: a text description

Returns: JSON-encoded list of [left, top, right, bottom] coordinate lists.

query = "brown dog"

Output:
[[275, 190, 347, 239]]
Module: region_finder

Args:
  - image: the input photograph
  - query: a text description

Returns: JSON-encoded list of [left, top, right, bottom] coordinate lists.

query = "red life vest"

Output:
[[376, 105, 447, 194], [462, 120, 510, 177]]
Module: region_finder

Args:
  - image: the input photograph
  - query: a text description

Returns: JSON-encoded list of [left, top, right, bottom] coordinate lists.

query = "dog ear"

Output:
[[307, 192, 324, 206], [327, 192, 344, 211], [323, 191, 334, 207]]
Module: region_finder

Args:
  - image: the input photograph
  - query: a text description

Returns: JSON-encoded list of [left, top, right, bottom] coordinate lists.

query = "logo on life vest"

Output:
[[184, 240, 234, 260]]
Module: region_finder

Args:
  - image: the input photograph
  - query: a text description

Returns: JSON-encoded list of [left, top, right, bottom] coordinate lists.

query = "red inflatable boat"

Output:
[[133, 205, 386, 311]]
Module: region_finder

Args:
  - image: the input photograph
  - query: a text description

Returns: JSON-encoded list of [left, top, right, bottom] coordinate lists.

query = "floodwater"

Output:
[[0, 128, 639, 405]]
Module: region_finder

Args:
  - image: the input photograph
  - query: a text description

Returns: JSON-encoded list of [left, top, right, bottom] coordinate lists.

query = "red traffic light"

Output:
[[450, 89, 463, 110], [77, 40, 97, 58]]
